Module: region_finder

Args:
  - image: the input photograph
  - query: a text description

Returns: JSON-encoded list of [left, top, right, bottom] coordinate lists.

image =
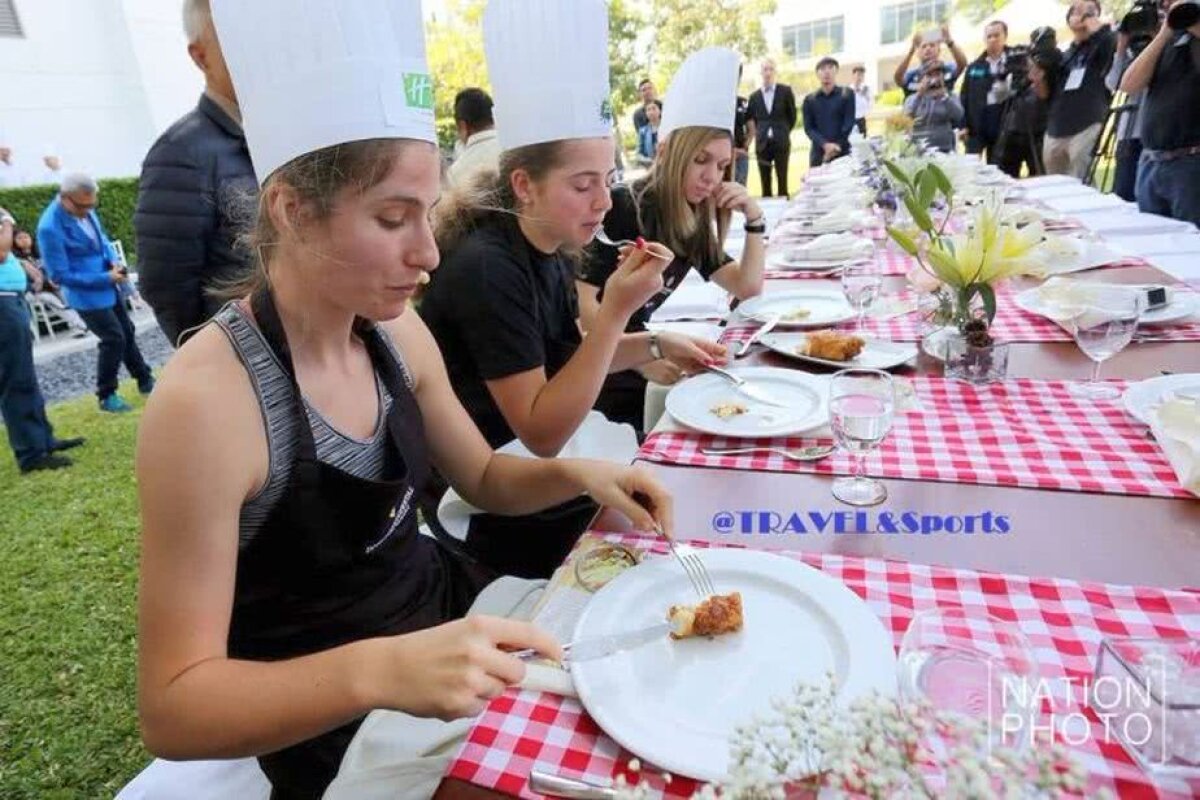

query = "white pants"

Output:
[[115, 577, 545, 800], [1043, 123, 1102, 181]]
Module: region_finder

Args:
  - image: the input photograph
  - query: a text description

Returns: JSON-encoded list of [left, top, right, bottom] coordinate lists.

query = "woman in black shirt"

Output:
[[577, 124, 766, 429]]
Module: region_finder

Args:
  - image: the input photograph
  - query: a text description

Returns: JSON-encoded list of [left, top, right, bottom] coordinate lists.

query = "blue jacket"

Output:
[[36, 198, 120, 311]]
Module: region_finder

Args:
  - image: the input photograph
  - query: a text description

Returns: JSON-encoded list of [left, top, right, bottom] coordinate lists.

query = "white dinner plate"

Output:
[[1122, 373, 1200, 425], [570, 549, 897, 783], [737, 289, 856, 328], [664, 367, 829, 437], [1014, 286, 1199, 327], [760, 331, 918, 370], [1034, 238, 1128, 276]]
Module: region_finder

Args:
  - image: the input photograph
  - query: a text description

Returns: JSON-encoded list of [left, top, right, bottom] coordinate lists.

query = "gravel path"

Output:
[[36, 325, 174, 406]]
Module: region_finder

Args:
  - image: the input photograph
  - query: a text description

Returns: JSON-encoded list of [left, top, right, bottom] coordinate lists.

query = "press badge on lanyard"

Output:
[[1064, 67, 1087, 91]]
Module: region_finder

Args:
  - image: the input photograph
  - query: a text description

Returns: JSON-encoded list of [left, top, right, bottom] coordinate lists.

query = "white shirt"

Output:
[[853, 84, 872, 119], [446, 129, 501, 187], [762, 83, 776, 115]]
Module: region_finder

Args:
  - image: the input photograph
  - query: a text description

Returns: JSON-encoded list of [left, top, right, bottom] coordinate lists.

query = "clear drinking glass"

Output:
[[841, 260, 883, 333], [898, 608, 1039, 750], [1069, 291, 1144, 400], [829, 368, 894, 506]]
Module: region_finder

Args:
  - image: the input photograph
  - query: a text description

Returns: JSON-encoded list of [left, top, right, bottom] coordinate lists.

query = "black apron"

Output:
[[459, 236, 598, 579], [230, 288, 492, 800]]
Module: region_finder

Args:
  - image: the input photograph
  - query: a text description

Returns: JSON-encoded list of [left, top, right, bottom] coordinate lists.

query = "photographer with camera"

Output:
[[960, 21, 1014, 163], [1103, 4, 1160, 201], [1120, 0, 1200, 226], [1044, 0, 1116, 179], [894, 25, 969, 97], [904, 61, 964, 153], [995, 42, 1061, 178]]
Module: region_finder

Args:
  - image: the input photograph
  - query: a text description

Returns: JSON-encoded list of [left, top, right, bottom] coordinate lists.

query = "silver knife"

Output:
[[736, 314, 782, 358], [563, 621, 674, 662], [707, 365, 794, 409], [530, 770, 616, 799]]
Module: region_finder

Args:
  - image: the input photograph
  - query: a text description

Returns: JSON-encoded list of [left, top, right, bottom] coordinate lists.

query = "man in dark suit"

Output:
[[747, 58, 798, 197]]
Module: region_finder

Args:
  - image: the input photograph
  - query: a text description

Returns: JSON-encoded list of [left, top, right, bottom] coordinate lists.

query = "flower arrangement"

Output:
[[614, 675, 1103, 800], [881, 159, 1040, 365]]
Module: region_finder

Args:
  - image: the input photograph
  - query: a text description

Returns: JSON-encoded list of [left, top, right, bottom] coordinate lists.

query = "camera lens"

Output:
[[1168, 0, 1200, 29]]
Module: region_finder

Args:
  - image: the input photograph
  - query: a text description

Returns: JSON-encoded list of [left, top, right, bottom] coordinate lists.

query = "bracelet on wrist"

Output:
[[744, 218, 767, 234], [648, 331, 663, 360]]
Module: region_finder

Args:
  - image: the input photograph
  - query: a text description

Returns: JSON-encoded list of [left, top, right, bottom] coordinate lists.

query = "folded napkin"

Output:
[[436, 411, 640, 541], [1041, 192, 1130, 215], [1029, 278, 1146, 330], [1074, 209, 1196, 236], [1149, 398, 1200, 497], [1027, 236, 1088, 276], [780, 232, 873, 262], [649, 276, 731, 321]]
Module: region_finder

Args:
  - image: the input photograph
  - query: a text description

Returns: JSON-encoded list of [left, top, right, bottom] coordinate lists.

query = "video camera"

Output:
[[1119, 0, 1164, 55], [1005, 26, 1060, 96]]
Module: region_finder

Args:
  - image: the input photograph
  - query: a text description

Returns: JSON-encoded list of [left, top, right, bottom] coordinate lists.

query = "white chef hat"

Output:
[[484, 0, 613, 152], [211, 0, 435, 185], [659, 47, 740, 142]]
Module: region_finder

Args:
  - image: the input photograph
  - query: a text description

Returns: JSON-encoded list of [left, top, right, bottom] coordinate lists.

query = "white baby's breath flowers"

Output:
[[613, 674, 1095, 800]]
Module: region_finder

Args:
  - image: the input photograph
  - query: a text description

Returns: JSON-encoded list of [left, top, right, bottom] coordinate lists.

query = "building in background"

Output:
[[765, 0, 1065, 98]]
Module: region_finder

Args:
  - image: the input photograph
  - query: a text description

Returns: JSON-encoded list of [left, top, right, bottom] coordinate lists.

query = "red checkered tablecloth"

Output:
[[765, 245, 917, 280], [638, 377, 1194, 499], [445, 533, 1200, 799]]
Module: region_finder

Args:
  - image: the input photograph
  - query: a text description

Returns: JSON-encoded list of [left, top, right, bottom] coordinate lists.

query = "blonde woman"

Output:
[[578, 47, 765, 430]]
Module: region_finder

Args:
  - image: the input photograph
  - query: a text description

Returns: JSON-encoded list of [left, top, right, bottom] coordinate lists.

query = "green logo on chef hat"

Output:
[[599, 98, 613, 123], [403, 73, 434, 110]]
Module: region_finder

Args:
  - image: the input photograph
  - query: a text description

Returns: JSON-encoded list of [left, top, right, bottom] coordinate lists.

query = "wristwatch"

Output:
[[744, 216, 767, 234], [649, 331, 663, 360]]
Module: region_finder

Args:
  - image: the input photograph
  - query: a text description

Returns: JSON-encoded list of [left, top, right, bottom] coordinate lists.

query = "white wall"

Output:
[[0, 0, 200, 182]]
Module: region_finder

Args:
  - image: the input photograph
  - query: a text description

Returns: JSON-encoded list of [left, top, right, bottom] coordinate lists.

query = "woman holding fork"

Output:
[[419, 0, 722, 579], [577, 48, 767, 431]]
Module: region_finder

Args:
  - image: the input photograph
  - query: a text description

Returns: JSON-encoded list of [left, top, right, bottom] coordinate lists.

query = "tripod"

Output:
[[1085, 94, 1140, 192]]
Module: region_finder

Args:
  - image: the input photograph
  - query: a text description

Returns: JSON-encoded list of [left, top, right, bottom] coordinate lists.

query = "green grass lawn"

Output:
[[0, 383, 149, 799]]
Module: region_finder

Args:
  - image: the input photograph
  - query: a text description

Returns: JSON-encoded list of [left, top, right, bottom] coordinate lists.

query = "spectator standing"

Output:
[[1044, 0, 1116, 178], [37, 174, 156, 413], [634, 99, 662, 167], [995, 50, 1059, 178], [894, 25, 969, 96], [960, 20, 1014, 162], [850, 65, 872, 137], [135, 0, 257, 348], [1105, 31, 1146, 202], [447, 88, 501, 187], [1122, 0, 1200, 226], [747, 58, 798, 197], [631, 78, 661, 132], [904, 61, 965, 153], [802, 57, 857, 167], [733, 74, 754, 186], [0, 208, 85, 473]]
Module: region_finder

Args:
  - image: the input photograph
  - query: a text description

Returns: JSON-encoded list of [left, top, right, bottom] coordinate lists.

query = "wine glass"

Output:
[[841, 259, 882, 333], [829, 369, 894, 506], [898, 608, 1039, 750], [1069, 290, 1144, 400]]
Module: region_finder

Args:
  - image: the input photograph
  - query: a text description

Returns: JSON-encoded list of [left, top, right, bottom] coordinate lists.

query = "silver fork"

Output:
[[701, 444, 835, 461], [593, 227, 672, 260], [660, 524, 716, 599]]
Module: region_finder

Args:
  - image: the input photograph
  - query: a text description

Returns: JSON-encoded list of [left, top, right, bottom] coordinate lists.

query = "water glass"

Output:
[[829, 368, 894, 506], [898, 608, 1039, 750], [841, 260, 882, 333], [1070, 291, 1144, 400]]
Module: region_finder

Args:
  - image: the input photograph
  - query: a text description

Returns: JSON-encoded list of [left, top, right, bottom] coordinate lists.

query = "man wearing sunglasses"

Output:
[[1044, 0, 1116, 178], [36, 174, 156, 413]]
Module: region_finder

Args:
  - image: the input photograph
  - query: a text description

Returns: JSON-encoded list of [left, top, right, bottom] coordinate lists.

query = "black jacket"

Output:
[[747, 84, 798, 153], [960, 48, 1014, 139], [134, 94, 257, 347]]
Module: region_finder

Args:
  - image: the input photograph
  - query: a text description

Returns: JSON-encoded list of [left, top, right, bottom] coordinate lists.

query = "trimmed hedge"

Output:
[[0, 177, 140, 266]]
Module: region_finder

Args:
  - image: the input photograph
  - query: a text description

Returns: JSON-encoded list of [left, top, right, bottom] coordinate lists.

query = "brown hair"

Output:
[[221, 138, 414, 299], [636, 126, 731, 268], [432, 140, 573, 255]]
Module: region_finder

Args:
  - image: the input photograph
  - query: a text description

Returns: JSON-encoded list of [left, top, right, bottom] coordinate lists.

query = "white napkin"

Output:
[[1027, 236, 1088, 275], [436, 411, 639, 540], [1148, 398, 1200, 497], [648, 277, 730, 321], [1106, 232, 1200, 259], [1041, 192, 1130, 215], [781, 232, 873, 262], [1019, 174, 1082, 189], [1074, 209, 1197, 236], [1030, 278, 1146, 330]]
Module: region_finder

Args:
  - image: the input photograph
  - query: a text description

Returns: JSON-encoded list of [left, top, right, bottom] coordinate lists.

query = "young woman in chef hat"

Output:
[[577, 47, 767, 431], [420, 0, 724, 578], [134, 2, 673, 798]]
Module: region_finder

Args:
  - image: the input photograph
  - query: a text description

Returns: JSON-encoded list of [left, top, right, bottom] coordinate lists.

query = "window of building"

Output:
[[880, 0, 949, 45], [782, 16, 845, 60], [0, 0, 24, 38]]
